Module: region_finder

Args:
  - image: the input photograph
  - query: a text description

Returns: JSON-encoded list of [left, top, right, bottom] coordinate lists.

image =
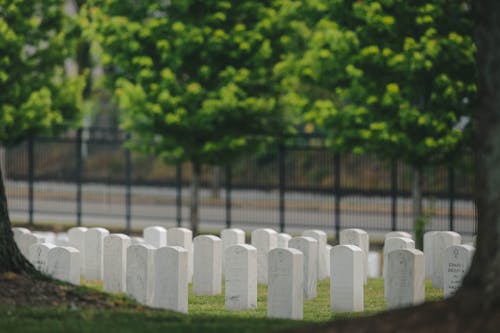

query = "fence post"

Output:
[[28, 136, 34, 226], [334, 153, 341, 242], [448, 166, 455, 231], [75, 129, 83, 226], [279, 143, 286, 233], [125, 140, 132, 234], [391, 160, 398, 231], [225, 164, 232, 229], [176, 164, 182, 227]]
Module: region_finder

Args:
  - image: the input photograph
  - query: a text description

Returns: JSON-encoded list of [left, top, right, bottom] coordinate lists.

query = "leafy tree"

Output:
[[276, 0, 475, 248], [87, 0, 295, 234], [0, 0, 85, 273]]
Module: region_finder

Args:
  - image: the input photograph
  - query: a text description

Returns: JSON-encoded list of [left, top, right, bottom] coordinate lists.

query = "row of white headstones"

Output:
[[12, 226, 475, 320]]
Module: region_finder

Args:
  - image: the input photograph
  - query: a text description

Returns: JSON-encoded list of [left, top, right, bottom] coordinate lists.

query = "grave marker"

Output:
[[126, 244, 155, 306], [302, 229, 328, 280], [330, 245, 364, 312], [193, 235, 222, 295], [48, 246, 81, 285], [444, 244, 475, 298], [225, 244, 257, 311], [153, 246, 189, 313], [267, 248, 303, 320], [68, 227, 88, 274], [167, 228, 193, 282], [340, 228, 369, 284], [251, 228, 277, 284], [289, 236, 318, 299], [143, 226, 167, 248], [103, 234, 130, 293], [432, 231, 461, 288], [84, 227, 109, 280], [29, 242, 56, 274]]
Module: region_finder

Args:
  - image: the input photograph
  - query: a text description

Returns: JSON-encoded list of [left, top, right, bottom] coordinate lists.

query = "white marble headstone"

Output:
[[340, 228, 369, 284], [29, 242, 56, 274], [267, 248, 303, 320], [423, 231, 438, 279], [47, 246, 81, 285], [193, 235, 222, 295], [444, 244, 475, 298], [432, 231, 461, 288], [84, 227, 109, 280], [302, 229, 328, 280], [221, 228, 245, 276], [330, 245, 364, 312], [385, 231, 412, 240], [143, 226, 167, 248], [386, 248, 424, 309], [68, 227, 88, 274], [167, 227, 193, 283], [103, 234, 130, 293], [251, 228, 277, 284], [153, 246, 189, 313], [19, 232, 42, 259], [126, 244, 155, 306], [289, 236, 318, 299], [277, 233, 292, 248], [225, 244, 257, 311]]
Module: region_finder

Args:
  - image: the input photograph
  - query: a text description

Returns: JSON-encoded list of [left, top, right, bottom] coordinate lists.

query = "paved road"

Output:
[[7, 180, 476, 241]]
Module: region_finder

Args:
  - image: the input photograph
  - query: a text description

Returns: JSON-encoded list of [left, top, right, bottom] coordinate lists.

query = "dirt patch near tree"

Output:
[[0, 272, 143, 310]]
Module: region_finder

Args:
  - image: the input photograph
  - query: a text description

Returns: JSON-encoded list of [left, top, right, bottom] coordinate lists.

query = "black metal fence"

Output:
[[3, 128, 477, 239]]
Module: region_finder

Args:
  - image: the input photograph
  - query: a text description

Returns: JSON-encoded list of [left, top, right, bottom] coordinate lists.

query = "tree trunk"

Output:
[[412, 166, 424, 249], [0, 146, 5, 181], [461, 0, 500, 307], [0, 164, 37, 274], [190, 161, 201, 235]]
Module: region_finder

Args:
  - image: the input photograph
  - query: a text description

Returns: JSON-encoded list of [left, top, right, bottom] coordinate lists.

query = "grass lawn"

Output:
[[0, 278, 443, 333]]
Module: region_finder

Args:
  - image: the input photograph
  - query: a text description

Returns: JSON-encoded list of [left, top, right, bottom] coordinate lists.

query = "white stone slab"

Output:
[[325, 244, 332, 278], [130, 237, 146, 246], [143, 226, 167, 248], [126, 244, 155, 305], [267, 248, 303, 320], [340, 228, 369, 284], [385, 231, 412, 240], [33, 231, 56, 244], [289, 236, 318, 299], [19, 233, 43, 259], [444, 244, 475, 298], [29, 242, 56, 274], [48, 246, 81, 285], [68, 227, 88, 274], [383, 237, 415, 297], [220, 228, 245, 277], [13, 227, 30, 250], [84, 227, 109, 280], [368, 251, 381, 278], [386, 248, 424, 309], [167, 228, 193, 283], [153, 246, 189, 313], [251, 228, 277, 284], [302, 229, 328, 280], [103, 234, 130, 293], [432, 231, 462, 288], [193, 235, 222, 295], [225, 244, 257, 311], [424, 231, 438, 279], [277, 233, 292, 248], [330, 245, 364, 312]]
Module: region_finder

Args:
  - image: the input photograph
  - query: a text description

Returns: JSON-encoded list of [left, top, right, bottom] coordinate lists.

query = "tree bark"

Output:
[[412, 166, 424, 249], [461, 0, 500, 307], [190, 161, 201, 235], [0, 164, 37, 274]]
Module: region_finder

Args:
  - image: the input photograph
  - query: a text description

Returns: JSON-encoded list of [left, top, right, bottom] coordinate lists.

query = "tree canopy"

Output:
[[276, 0, 476, 167], [87, 0, 296, 166], [0, 0, 85, 145]]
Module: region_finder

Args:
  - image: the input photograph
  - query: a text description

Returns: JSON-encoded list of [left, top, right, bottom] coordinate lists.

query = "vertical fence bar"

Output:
[[334, 153, 341, 241], [176, 164, 182, 227], [448, 166, 455, 231], [279, 143, 286, 233], [391, 160, 398, 231], [28, 136, 34, 226], [75, 129, 83, 226], [125, 141, 132, 233], [225, 164, 232, 229]]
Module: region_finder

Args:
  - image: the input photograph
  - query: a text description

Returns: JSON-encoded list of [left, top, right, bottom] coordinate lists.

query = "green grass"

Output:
[[0, 278, 443, 333]]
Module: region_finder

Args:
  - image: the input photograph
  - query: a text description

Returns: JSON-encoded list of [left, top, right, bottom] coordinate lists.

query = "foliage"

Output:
[[86, 0, 296, 165], [0, 0, 85, 145], [276, 0, 476, 167]]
